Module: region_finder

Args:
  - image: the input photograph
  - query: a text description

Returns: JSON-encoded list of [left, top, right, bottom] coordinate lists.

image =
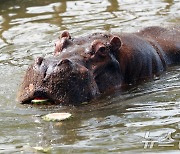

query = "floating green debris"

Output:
[[42, 113, 72, 122], [33, 146, 51, 153], [31, 98, 49, 104]]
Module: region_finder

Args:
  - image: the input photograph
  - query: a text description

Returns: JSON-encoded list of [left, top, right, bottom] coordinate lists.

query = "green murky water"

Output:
[[0, 0, 179, 153]]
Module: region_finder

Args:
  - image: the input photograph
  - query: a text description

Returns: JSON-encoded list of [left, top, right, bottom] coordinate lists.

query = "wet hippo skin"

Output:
[[18, 26, 180, 105]]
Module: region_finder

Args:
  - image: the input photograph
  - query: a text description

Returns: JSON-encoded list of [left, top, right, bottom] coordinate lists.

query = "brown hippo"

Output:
[[18, 26, 180, 105]]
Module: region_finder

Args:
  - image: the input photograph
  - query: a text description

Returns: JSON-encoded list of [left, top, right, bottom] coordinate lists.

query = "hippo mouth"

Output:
[[19, 87, 57, 104]]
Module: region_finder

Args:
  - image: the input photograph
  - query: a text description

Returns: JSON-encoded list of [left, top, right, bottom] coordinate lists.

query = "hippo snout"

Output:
[[18, 56, 99, 104]]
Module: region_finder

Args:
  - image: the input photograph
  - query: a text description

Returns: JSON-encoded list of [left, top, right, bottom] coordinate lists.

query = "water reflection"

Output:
[[0, 0, 178, 49], [0, 0, 67, 47]]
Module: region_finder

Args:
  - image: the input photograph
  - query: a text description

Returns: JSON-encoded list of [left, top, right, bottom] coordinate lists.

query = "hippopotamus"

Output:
[[18, 26, 180, 105]]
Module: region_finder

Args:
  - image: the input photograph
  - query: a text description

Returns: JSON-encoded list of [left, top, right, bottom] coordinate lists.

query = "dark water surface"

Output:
[[0, 0, 180, 153]]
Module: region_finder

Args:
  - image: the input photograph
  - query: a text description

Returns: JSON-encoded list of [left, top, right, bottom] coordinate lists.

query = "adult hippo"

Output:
[[18, 26, 180, 105]]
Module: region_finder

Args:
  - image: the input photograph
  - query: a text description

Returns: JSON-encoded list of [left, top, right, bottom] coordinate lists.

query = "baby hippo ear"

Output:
[[59, 31, 71, 39], [110, 36, 122, 51]]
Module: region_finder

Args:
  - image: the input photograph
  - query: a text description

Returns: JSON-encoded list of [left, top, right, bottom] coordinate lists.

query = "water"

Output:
[[0, 0, 180, 153]]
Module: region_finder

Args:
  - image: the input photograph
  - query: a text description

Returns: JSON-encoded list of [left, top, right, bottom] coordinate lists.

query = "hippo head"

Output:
[[18, 31, 123, 105]]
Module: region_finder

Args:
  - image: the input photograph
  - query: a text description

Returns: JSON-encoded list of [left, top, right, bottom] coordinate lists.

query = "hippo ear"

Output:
[[54, 31, 71, 55], [54, 38, 68, 55], [59, 31, 71, 39], [110, 36, 122, 51]]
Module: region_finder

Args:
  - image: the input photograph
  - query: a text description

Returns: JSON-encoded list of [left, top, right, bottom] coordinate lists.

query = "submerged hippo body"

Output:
[[18, 26, 180, 105]]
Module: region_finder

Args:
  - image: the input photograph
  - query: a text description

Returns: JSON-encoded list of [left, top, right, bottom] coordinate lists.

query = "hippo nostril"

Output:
[[35, 57, 44, 65], [57, 59, 71, 66]]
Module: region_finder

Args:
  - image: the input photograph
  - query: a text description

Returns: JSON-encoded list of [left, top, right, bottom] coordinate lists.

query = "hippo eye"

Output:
[[97, 46, 106, 57], [91, 40, 107, 57]]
